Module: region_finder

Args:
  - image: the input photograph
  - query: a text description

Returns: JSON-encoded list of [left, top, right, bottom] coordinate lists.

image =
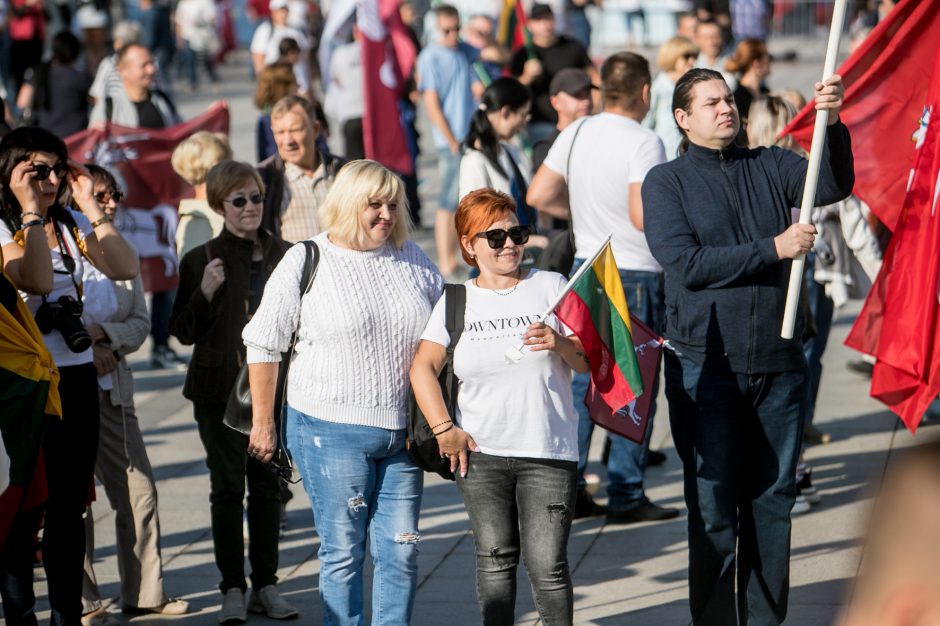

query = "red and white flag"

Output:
[[845, 44, 940, 432], [359, 0, 416, 174], [781, 0, 940, 231], [65, 101, 230, 292]]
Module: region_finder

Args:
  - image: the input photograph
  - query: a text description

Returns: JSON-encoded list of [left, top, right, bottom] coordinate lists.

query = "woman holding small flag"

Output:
[[411, 188, 588, 625]]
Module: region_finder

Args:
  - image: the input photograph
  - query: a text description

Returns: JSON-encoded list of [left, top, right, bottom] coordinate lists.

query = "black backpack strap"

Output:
[[444, 283, 466, 354], [299, 240, 319, 295], [105, 96, 113, 122]]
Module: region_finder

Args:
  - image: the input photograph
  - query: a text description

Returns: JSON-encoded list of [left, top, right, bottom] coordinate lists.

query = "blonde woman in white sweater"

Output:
[[242, 160, 443, 625]]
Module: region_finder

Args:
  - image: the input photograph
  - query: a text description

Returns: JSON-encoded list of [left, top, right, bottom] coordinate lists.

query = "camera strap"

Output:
[[51, 218, 83, 299]]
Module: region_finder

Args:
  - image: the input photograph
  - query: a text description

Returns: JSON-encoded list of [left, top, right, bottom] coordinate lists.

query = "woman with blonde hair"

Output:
[[170, 160, 295, 624], [725, 38, 771, 124], [243, 159, 443, 625], [645, 36, 698, 159], [171, 131, 233, 257]]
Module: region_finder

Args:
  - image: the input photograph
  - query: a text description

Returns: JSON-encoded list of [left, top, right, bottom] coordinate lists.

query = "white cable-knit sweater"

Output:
[[243, 233, 444, 430]]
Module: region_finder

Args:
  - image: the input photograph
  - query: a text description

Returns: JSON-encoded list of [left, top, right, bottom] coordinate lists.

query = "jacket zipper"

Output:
[[718, 150, 757, 372]]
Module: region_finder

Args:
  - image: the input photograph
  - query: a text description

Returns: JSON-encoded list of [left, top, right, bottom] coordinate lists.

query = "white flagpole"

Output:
[[505, 234, 612, 364], [780, 0, 850, 339]]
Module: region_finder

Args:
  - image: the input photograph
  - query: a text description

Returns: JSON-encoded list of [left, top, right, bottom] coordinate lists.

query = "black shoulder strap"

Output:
[[444, 283, 466, 355], [153, 88, 179, 121], [299, 240, 320, 296], [504, 147, 539, 229], [564, 117, 589, 240], [203, 240, 214, 263], [105, 96, 113, 122]]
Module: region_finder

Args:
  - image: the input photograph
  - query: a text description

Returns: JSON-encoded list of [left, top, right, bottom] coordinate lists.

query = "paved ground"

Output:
[[13, 37, 939, 625]]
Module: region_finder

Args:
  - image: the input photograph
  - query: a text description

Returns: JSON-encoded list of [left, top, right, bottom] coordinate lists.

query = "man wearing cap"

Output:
[[510, 3, 599, 144], [532, 67, 595, 173], [416, 4, 484, 278], [249, 0, 311, 97], [527, 51, 678, 524]]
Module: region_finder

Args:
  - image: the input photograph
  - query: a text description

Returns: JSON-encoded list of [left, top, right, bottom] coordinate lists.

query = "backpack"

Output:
[[406, 283, 465, 481]]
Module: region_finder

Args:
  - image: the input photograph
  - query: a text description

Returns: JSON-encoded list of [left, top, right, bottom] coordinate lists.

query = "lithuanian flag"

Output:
[[497, 0, 534, 57], [555, 242, 644, 411]]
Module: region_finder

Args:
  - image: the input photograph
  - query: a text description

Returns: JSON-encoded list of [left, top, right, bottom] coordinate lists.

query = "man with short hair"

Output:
[[527, 51, 678, 524], [694, 18, 735, 87], [510, 3, 599, 144], [642, 68, 852, 625], [416, 4, 483, 277], [531, 67, 594, 172], [89, 43, 179, 127], [257, 95, 343, 244], [250, 0, 311, 98]]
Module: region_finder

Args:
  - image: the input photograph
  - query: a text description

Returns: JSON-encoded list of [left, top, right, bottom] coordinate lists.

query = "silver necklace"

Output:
[[476, 271, 522, 296]]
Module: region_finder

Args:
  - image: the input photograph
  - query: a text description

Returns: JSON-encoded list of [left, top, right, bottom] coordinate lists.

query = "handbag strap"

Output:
[[442, 283, 466, 414], [564, 117, 590, 243]]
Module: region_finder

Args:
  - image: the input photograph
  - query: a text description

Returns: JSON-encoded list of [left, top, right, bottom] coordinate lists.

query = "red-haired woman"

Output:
[[725, 38, 771, 125], [410, 188, 589, 625]]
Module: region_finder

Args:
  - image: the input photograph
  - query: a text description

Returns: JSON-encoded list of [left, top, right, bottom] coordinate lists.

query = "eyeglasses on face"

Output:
[[475, 225, 531, 249], [94, 190, 124, 204], [226, 192, 264, 208], [32, 161, 69, 182]]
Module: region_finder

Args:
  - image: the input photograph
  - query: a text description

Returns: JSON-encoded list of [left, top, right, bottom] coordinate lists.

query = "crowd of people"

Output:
[[0, 0, 903, 624]]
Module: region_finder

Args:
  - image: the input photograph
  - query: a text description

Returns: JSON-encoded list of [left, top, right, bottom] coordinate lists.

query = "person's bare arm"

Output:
[[628, 182, 644, 230], [423, 89, 460, 154], [527, 165, 570, 220], [248, 362, 279, 463]]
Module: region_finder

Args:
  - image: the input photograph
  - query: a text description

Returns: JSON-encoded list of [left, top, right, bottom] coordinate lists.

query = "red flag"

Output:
[[845, 44, 940, 432], [64, 102, 230, 292], [781, 0, 940, 231], [359, 0, 416, 175], [584, 314, 662, 444]]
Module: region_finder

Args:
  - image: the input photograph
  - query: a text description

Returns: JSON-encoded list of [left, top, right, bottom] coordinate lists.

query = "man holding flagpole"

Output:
[[642, 68, 853, 625]]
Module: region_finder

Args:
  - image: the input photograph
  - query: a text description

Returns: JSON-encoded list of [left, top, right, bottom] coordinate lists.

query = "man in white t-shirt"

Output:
[[528, 51, 678, 524], [250, 0, 311, 96]]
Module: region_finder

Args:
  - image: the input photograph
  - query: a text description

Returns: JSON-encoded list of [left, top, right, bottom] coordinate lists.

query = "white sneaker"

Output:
[[218, 588, 247, 624], [792, 494, 811, 516], [248, 585, 298, 620]]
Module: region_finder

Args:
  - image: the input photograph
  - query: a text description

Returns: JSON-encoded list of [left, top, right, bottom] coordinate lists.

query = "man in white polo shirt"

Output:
[[528, 51, 678, 524]]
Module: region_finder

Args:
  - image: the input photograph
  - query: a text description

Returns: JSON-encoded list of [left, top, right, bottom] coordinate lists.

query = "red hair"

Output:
[[454, 189, 516, 268]]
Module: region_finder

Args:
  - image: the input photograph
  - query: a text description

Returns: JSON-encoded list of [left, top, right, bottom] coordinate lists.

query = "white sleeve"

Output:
[[542, 120, 580, 178], [249, 22, 270, 54], [420, 290, 450, 348], [458, 151, 491, 199], [629, 134, 667, 183], [0, 219, 14, 247], [243, 242, 307, 363]]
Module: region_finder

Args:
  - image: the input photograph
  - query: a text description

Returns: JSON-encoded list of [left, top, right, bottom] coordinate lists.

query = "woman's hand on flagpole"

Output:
[[814, 74, 844, 125], [524, 322, 590, 372]]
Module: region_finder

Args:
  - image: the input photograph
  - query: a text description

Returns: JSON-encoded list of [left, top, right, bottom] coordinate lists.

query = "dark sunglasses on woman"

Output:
[[31, 161, 70, 181], [94, 190, 124, 204], [227, 192, 264, 208], [475, 225, 531, 249]]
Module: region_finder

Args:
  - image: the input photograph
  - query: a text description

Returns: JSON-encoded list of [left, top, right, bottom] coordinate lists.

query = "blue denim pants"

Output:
[[457, 454, 577, 626], [286, 408, 422, 626], [572, 263, 665, 510], [664, 350, 806, 626]]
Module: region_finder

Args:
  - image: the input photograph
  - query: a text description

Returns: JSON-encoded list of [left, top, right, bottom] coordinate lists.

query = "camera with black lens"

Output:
[[35, 295, 92, 353]]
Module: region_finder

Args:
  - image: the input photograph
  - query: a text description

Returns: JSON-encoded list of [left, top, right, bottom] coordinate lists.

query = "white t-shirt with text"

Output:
[[420, 269, 578, 462], [543, 113, 666, 272]]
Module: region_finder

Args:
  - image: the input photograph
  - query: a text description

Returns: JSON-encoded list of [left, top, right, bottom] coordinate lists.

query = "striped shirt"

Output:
[[279, 161, 332, 244]]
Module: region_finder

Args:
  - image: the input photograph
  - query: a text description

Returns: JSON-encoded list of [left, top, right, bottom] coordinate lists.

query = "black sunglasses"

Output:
[[475, 225, 531, 249], [94, 190, 124, 204], [227, 192, 264, 208], [269, 457, 301, 484], [32, 162, 69, 182]]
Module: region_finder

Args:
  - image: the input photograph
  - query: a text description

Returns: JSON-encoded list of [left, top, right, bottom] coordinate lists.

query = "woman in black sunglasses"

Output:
[[0, 126, 139, 626], [411, 189, 589, 625], [169, 160, 296, 623]]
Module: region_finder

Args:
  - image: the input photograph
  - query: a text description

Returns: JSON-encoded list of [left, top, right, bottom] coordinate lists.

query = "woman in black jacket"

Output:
[[169, 160, 297, 624]]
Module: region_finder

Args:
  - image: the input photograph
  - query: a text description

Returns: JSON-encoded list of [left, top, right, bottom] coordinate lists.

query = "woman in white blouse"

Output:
[[243, 160, 443, 625]]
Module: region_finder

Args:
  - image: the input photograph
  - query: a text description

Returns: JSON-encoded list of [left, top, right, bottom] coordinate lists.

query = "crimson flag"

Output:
[[845, 44, 940, 432], [64, 102, 230, 292], [781, 0, 940, 231], [584, 314, 662, 444], [359, 0, 416, 175]]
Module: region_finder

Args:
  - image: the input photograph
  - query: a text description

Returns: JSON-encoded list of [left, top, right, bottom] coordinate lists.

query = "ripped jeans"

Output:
[[286, 407, 423, 626], [457, 454, 577, 626]]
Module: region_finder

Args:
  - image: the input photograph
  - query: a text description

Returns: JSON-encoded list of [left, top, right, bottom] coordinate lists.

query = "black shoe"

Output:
[[846, 359, 874, 377], [802, 424, 831, 446], [606, 497, 680, 524], [573, 490, 608, 519], [647, 449, 667, 467]]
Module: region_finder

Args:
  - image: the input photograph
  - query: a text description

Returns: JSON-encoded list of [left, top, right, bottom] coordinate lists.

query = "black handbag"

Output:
[[406, 283, 466, 480], [223, 241, 320, 468]]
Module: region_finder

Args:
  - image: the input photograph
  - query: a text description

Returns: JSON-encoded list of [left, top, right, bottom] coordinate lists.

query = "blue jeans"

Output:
[[664, 350, 806, 626], [286, 408, 422, 626], [802, 258, 834, 427], [436, 148, 461, 212], [150, 289, 175, 348], [456, 454, 576, 626], [180, 42, 218, 88], [573, 263, 664, 510]]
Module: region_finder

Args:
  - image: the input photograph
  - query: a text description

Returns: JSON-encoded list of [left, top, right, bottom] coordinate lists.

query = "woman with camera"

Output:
[[410, 189, 588, 625], [0, 127, 139, 625], [169, 160, 296, 624], [242, 160, 443, 625]]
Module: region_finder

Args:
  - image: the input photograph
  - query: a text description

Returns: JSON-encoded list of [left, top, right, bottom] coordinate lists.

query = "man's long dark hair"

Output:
[[0, 126, 71, 232], [672, 68, 726, 156]]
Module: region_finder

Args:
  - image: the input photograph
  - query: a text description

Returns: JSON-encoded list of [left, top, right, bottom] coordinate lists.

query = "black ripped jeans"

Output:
[[457, 454, 577, 626]]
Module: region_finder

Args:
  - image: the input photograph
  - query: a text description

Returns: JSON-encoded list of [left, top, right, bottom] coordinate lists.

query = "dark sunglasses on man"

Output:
[[31, 161, 70, 182], [475, 225, 531, 249]]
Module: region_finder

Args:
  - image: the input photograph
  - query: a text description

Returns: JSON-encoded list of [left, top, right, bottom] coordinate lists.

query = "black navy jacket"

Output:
[[641, 121, 854, 374]]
